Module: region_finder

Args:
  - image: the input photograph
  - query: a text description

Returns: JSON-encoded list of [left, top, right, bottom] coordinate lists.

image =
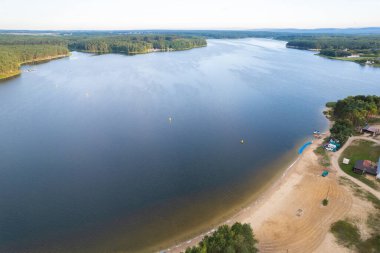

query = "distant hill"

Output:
[[2, 27, 380, 36], [250, 27, 380, 35]]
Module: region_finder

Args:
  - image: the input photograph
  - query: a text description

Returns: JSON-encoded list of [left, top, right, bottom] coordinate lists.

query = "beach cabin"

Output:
[[353, 160, 377, 176], [362, 125, 380, 135]]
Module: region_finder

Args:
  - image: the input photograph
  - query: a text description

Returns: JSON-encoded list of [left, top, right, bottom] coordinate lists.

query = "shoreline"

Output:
[[162, 116, 333, 253], [0, 54, 70, 81], [161, 142, 318, 253], [0, 45, 207, 81]]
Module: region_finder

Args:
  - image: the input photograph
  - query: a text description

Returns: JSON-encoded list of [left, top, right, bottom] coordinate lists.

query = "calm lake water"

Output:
[[1, 38, 380, 252]]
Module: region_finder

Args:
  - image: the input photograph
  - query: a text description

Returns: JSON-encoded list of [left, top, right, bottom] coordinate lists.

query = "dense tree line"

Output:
[[286, 36, 380, 50], [328, 95, 380, 144], [0, 34, 207, 79], [184, 223, 258, 253], [67, 35, 206, 54], [286, 36, 380, 64], [0, 44, 69, 78]]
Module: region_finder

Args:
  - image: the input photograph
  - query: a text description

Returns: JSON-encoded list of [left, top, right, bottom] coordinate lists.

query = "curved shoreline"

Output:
[[160, 114, 330, 253], [159, 144, 312, 253], [0, 44, 207, 81], [0, 54, 70, 81]]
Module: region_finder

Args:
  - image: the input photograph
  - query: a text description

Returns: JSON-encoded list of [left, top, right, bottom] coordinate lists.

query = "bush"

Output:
[[185, 223, 258, 253]]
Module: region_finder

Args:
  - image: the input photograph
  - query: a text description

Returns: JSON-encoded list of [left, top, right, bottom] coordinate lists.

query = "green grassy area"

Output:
[[330, 220, 361, 248], [332, 178, 380, 252], [333, 56, 380, 67], [356, 236, 380, 253], [314, 146, 331, 167], [339, 177, 380, 209], [339, 140, 380, 190]]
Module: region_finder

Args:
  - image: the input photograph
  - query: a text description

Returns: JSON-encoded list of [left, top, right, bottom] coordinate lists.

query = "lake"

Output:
[[1, 38, 380, 253]]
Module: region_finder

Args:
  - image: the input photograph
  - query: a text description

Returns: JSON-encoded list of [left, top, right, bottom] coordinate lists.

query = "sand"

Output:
[[164, 134, 380, 253]]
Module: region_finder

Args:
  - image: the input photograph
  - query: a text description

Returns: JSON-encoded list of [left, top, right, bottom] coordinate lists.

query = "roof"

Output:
[[354, 160, 378, 175], [362, 125, 380, 133]]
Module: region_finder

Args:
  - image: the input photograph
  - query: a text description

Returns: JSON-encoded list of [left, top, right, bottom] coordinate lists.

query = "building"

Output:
[[362, 125, 380, 135], [377, 157, 380, 179], [353, 160, 378, 176]]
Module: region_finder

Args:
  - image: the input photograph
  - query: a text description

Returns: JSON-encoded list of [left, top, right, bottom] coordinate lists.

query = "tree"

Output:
[[184, 223, 258, 253]]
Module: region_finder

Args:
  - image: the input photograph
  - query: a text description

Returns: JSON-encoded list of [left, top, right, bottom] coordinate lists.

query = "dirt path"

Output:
[[330, 136, 380, 199]]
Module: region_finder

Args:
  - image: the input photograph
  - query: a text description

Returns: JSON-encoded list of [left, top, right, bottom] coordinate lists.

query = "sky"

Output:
[[1, 0, 380, 30]]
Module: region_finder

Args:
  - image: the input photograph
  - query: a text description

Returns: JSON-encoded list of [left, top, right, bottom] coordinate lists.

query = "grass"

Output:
[[314, 146, 331, 167], [339, 140, 380, 190], [356, 236, 380, 253], [367, 212, 380, 235], [335, 177, 380, 253], [339, 177, 380, 209], [333, 56, 380, 67], [330, 220, 361, 248]]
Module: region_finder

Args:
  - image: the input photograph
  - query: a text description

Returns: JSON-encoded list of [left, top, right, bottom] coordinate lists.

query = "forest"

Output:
[[327, 95, 380, 144], [67, 35, 206, 53], [0, 34, 207, 79], [286, 36, 380, 66], [0, 44, 69, 79]]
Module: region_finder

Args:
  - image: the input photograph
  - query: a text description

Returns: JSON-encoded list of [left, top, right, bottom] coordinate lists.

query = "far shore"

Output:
[[0, 54, 70, 81], [162, 115, 379, 253], [0, 44, 208, 81]]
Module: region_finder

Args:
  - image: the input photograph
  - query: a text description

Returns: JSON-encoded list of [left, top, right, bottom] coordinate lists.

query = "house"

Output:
[[362, 125, 380, 135], [353, 160, 377, 176]]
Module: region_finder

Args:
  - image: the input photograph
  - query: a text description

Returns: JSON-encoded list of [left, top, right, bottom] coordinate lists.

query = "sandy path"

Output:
[[165, 137, 353, 253]]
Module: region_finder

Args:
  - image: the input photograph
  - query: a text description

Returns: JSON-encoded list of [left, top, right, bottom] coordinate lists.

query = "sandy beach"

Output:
[[164, 132, 380, 253]]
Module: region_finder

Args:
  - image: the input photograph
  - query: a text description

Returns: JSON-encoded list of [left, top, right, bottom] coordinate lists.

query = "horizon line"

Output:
[[1, 26, 380, 32]]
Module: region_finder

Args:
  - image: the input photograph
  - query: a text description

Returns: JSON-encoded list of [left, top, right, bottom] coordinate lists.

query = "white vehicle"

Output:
[[327, 144, 337, 149]]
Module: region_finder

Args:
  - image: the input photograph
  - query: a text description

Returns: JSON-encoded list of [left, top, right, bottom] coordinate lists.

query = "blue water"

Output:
[[0, 38, 379, 252]]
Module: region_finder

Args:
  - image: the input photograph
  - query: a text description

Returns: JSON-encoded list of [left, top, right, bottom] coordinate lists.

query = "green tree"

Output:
[[184, 223, 258, 253]]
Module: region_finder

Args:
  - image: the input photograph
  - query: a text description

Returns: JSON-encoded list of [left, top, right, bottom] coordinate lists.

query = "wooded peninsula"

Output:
[[286, 36, 380, 66], [0, 34, 207, 80]]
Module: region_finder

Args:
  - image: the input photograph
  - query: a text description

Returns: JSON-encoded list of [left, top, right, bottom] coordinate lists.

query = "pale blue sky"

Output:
[[1, 0, 380, 30]]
